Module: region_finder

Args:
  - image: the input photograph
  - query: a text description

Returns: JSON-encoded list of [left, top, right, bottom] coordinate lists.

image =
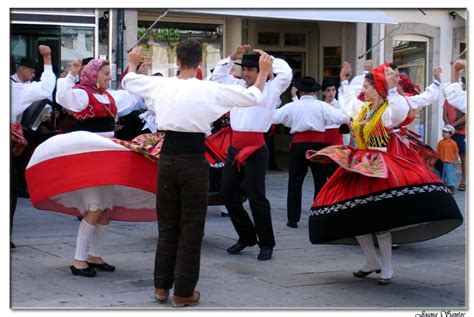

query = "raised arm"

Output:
[[211, 44, 250, 85], [11, 45, 57, 119], [338, 62, 364, 117], [55, 58, 90, 112], [406, 66, 442, 110], [382, 67, 409, 128], [444, 60, 466, 113]]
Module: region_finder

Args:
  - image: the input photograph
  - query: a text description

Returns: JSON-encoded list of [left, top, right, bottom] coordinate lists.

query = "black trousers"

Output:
[[10, 152, 18, 234], [287, 142, 328, 223], [154, 154, 209, 297], [222, 145, 275, 249]]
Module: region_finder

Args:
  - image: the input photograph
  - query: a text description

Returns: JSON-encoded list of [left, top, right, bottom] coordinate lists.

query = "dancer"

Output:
[[212, 44, 292, 261], [122, 39, 273, 307], [272, 76, 349, 228], [28, 57, 144, 278], [306, 62, 463, 285]]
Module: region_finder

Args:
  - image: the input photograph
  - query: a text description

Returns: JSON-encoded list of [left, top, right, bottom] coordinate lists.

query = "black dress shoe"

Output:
[[10, 241, 16, 249], [70, 265, 96, 277], [377, 277, 391, 286], [353, 269, 381, 278], [227, 241, 254, 254], [221, 212, 230, 217], [87, 262, 116, 272], [257, 248, 273, 261], [286, 221, 298, 228]]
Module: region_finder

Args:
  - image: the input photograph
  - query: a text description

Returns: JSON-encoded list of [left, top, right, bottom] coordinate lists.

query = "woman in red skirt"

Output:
[[306, 62, 463, 285]]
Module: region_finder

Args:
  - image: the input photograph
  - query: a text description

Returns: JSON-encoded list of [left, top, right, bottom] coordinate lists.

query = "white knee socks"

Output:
[[376, 232, 394, 279], [355, 234, 382, 271], [88, 224, 108, 258], [74, 219, 96, 261]]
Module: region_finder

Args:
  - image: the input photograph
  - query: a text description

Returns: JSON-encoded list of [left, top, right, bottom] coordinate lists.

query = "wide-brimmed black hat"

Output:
[[82, 57, 94, 66], [295, 76, 321, 93], [322, 77, 340, 91], [16, 57, 38, 69], [235, 53, 260, 68]]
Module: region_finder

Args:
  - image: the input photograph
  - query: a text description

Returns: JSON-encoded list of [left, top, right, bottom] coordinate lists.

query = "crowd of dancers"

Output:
[[11, 39, 464, 307]]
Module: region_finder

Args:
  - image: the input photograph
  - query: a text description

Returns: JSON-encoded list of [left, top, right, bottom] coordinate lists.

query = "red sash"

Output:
[[290, 131, 325, 148], [231, 130, 265, 171], [323, 128, 343, 145]]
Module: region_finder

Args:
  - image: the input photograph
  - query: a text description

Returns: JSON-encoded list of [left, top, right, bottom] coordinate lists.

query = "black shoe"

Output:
[[353, 269, 381, 278], [377, 278, 391, 286], [70, 265, 96, 277], [226, 241, 254, 254], [286, 221, 298, 228], [392, 244, 400, 250], [87, 262, 116, 272], [221, 212, 230, 217], [10, 241, 16, 249], [257, 248, 273, 261]]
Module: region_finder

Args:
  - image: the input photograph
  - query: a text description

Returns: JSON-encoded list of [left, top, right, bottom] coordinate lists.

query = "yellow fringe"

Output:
[[353, 102, 390, 149]]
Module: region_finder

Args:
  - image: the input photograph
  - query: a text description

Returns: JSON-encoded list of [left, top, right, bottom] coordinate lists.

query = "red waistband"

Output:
[[292, 131, 325, 144], [231, 131, 265, 150], [323, 128, 343, 145]]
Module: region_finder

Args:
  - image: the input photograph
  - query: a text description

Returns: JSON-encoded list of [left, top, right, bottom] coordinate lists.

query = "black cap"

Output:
[[17, 57, 38, 69], [322, 77, 340, 91], [295, 76, 321, 93], [235, 53, 260, 68]]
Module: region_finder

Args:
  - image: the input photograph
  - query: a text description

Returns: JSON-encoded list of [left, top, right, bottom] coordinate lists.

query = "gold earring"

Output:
[[96, 80, 100, 89]]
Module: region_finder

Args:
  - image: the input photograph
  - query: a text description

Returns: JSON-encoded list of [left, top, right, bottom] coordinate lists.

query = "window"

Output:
[[393, 36, 429, 140], [323, 47, 341, 81], [11, 24, 95, 76], [284, 33, 305, 46], [258, 32, 280, 45]]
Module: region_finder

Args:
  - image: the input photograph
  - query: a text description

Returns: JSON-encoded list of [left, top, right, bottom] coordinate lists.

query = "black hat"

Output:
[[295, 76, 321, 93], [322, 77, 340, 91], [82, 57, 94, 66], [17, 57, 38, 69], [235, 53, 260, 68]]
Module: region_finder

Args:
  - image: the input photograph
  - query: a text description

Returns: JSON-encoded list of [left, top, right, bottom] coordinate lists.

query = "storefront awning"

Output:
[[169, 9, 399, 24]]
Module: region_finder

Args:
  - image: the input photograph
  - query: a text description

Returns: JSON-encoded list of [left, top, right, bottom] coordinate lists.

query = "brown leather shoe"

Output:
[[154, 288, 170, 303], [172, 291, 200, 308]]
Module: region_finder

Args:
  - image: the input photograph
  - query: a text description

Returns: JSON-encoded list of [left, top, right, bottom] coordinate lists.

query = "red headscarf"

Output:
[[370, 62, 390, 98], [77, 59, 108, 93], [399, 73, 420, 96]]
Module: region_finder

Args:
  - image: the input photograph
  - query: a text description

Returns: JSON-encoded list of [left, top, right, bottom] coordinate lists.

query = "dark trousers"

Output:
[[287, 142, 328, 223], [154, 154, 209, 297], [222, 145, 275, 249], [10, 152, 18, 234]]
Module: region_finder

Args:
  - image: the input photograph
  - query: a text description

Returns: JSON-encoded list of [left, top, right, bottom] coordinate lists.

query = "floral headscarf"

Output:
[[79, 59, 108, 93]]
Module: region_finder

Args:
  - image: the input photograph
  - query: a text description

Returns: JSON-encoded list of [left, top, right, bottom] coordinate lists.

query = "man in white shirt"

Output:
[[211, 44, 292, 261], [444, 59, 466, 113], [272, 76, 349, 229], [11, 45, 56, 249], [123, 39, 272, 307]]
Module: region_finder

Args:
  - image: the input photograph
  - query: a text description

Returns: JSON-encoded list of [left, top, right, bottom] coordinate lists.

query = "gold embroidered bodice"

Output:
[[352, 102, 390, 150]]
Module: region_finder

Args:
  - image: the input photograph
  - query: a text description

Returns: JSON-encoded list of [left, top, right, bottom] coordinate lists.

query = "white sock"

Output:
[[376, 232, 394, 279], [88, 224, 108, 258], [355, 234, 382, 271], [74, 219, 96, 261]]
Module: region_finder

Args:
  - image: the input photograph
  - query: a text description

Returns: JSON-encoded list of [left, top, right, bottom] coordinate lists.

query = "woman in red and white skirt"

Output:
[[306, 62, 462, 285]]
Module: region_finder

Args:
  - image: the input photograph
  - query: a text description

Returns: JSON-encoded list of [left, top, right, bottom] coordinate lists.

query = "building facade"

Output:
[[10, 8, 466, 150]]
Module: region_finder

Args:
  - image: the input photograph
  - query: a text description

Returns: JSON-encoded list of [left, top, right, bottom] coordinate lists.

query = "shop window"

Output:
[[284, 33, 305, 46], [393, 37, 428, 140], [11, 24, 94, 76], [138, 21, 223, 78], [323, 47, 341, 81], [258, 32, 280, 45]]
